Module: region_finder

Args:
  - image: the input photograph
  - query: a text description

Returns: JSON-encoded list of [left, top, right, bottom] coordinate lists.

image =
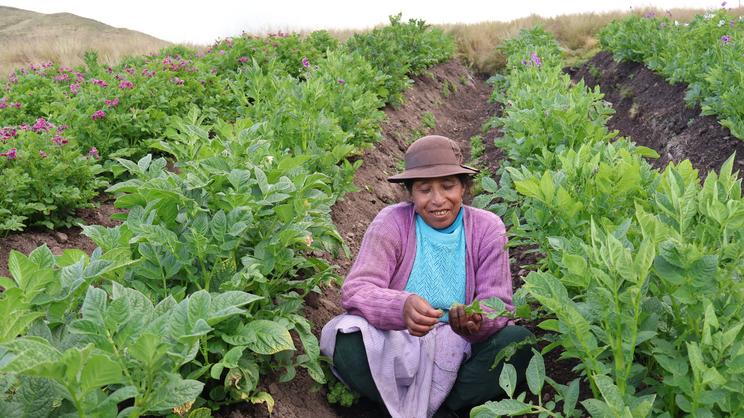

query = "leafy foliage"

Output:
[[600, 10, 744, 139], [473, 27, 744, 417]]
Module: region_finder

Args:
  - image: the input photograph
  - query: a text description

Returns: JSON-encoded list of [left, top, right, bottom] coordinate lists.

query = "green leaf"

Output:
[[526, 350, 545, 395], [81, 286, 108, 327], [563, 378, 580, 416], [8, 250, 36, 290], [594, 375, 623, 409], [80, 353, 125, 393], [482, 176, 499, 194], [15, 376, 60, 418], [188, 408, 213, 418], [148, 373, 204, 411], [29, 245, 55, 270], [471, 399, 531, 415], [581, 399, 614, 417], [499, 363, 517, 398], [246, 320, 295, 355], [0, 337, 61, 373]]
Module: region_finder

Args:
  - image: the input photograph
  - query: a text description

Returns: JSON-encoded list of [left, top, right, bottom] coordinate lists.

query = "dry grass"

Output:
[[0, 6, 170, 77], [2, 5, 742, 79], [439, 7, 743, 74]]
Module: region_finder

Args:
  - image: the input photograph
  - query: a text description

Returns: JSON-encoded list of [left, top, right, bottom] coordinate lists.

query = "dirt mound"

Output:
[[568, 51, 744, 176], [0, 196, 123, 277]]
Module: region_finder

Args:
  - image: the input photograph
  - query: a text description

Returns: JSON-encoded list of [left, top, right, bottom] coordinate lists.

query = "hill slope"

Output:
[[0, 6, 171, 76]]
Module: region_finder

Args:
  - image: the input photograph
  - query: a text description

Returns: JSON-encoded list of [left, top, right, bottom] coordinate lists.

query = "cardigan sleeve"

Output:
[[340, 208, 412, 330], [464, 218, 513, 343]]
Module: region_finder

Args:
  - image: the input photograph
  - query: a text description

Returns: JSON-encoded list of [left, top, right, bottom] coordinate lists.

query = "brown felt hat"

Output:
[[387, 135, 479, 183]]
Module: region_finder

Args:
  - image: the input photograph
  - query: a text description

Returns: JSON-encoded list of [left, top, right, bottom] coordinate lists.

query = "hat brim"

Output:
[[387, 164, 480, 183]]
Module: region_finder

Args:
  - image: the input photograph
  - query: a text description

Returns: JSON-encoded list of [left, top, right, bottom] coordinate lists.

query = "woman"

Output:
[[320, 135, 533, 417]]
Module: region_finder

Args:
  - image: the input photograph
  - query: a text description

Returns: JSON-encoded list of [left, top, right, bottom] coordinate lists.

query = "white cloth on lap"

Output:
[[320, 314, 470, 418]]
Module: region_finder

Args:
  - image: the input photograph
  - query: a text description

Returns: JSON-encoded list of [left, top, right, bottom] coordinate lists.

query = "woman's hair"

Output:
[[403, 174, 473, 194]]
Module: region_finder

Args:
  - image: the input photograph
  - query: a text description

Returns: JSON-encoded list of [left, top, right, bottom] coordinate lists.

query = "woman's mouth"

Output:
[[430, 209, 450, 216]]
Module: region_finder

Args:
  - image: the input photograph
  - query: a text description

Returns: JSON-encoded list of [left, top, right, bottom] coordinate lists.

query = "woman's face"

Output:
[[410, 175, 465, 229]]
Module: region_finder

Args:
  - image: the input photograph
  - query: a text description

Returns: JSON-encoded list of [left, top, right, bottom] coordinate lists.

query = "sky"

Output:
[[0, 0, 736, 44]]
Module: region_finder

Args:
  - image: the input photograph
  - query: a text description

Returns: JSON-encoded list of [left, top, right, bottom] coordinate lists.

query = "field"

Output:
[[1, 5, 743, 418]]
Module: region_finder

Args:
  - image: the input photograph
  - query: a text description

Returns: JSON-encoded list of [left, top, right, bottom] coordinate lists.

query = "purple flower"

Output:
[[124, 67, 136, 75], [6, 148, 16, 160], [338, 79, 345, 84], [238, 56, 249, 63], [19, 124, 30, 131], [0, 98, 6, 109], [521, 59, 527, 65], [52, 135, 68, 146], [56, 124, 68, 133], [88, 147, 100, 159], [39, 150, 48, 158], [171, 77, 185, 85], [105, 97, 120, 107], [1, 127, 16, 140], [69, 83, 80, 95], [530, 52, 542, 67], [722, 35, 732, 44], [219, 49, 226, 55], [33, 117, 53, 132], [118, 80, 134, 89], [302, 57, 310, 68], [722, 1, 727, 7], [11, 102, 21, 109], [644, 11, 656, 18], [91, 109, 106, 120], [91, 79, 108, 87], [54, 74, 70, 82]]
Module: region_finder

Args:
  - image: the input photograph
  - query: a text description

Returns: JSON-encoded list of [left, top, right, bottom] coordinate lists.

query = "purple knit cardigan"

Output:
[[341, 202, 513, 343]]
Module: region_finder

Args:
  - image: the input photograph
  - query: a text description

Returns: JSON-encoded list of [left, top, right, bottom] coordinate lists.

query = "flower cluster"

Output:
[[0, 97, 22, 109], [141, 69, 156, 78], [91, 110, 106, 120], [162, 56, 196, 72], [105, 97, 120, 107], [171, 77, 185, 85], [1, 127, 17, 141], [118, 80, 135, 89], [0, 147, 17, 160], [522, 52, 542, 67], [302, 57, 311, 68], [91, 79, 109, 87], [69, 83, 81, 95], [52, 135, 69, 146], [88, 147, 100, 159], [33, 117, 54, 133]]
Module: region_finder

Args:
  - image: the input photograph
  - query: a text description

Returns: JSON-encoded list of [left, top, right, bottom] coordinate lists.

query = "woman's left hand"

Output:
[[449, 304, 482, 338]]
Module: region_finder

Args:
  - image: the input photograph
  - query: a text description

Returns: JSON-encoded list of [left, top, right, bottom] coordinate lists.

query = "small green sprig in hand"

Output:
[[457, 297, 512, 319]]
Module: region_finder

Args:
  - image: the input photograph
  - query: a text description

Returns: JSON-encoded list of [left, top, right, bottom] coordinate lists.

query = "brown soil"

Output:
[[568, 51, 744, 176], [0, 196, 123, 278]]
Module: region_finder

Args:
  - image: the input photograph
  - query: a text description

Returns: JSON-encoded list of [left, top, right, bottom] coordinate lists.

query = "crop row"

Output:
[[473, 27, 744, 417], [0, 17, 454, 417], [0, 14, 454, 234], [599, 7, 744, 140]]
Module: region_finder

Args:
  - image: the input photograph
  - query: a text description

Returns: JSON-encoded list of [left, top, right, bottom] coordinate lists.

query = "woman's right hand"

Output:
[[403, 294, 442, 337]]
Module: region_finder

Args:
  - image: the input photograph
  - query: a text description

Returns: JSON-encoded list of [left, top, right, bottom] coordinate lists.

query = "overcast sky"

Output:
[[1, 0, 736, 44]]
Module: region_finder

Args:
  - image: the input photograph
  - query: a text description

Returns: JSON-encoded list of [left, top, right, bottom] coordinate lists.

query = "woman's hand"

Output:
[[449, 304, 482, 338], [403, 295, 442, 337]]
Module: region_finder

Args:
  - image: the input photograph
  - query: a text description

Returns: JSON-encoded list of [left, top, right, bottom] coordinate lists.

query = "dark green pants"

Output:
[[332, 325, 534, 412]]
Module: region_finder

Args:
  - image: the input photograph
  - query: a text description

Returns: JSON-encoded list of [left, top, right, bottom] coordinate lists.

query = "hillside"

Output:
[[0, 6, 170, 76]]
